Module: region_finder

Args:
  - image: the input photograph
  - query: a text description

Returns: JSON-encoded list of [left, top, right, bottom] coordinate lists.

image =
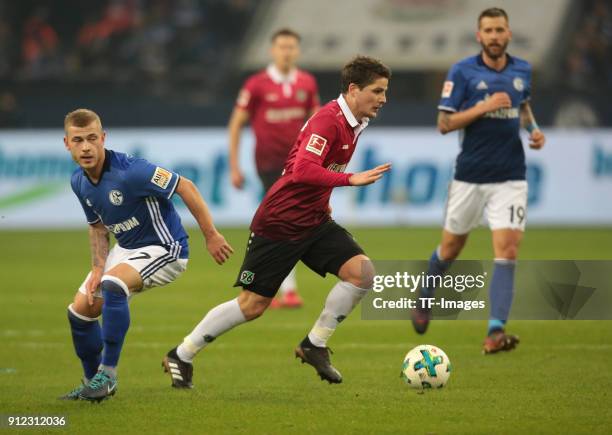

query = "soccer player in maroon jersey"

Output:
[[227, 28, 319, 309], [164, 56, 391, 386]]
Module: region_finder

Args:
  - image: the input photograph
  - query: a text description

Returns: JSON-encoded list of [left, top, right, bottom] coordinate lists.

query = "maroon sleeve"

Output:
[[296, 113, 335, 164], [308, 75, 320, 112], [292, 158, 352, 186], [291, 113, 352, 186], [235, 75, 259, 115]]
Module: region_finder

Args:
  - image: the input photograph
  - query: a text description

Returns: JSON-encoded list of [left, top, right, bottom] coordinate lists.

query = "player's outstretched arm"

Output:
[[85, 222, 110, 306], [520, 102, 545, 149], [348, 163, 392, 186], [175, 176, 234, 265], [227, 107, 250, 189], [438, 92, 512, 134]]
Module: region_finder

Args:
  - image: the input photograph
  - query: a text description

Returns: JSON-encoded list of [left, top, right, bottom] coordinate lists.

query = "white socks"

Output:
[[308, 281, 369, 347], [177, 298, 246, 363], [279, 267, 297, 295], [175, 280, 369, 362]]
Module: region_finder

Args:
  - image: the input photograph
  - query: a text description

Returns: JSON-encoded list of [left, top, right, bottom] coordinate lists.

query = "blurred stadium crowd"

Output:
[[0, 0, 252, 83], [0, 0, 610, 128], [564, 0, 612, 93]]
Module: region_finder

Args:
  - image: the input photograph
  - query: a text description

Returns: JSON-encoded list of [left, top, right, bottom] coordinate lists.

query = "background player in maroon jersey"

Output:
[[164, 56, 391, 387], [228, 28, 320, 309]]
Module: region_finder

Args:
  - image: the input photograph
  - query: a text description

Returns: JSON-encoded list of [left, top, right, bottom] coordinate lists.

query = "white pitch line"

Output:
[[6, 341, 612, 351], [0, 322, 407, 338]]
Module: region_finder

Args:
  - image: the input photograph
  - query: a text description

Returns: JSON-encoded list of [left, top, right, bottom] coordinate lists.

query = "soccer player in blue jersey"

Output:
[[411, 8, 546, 354], [60, 109, 234, 401]]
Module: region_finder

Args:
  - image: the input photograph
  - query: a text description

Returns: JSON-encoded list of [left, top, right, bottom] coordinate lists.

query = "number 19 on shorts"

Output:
[[508, 205, 525, 224]]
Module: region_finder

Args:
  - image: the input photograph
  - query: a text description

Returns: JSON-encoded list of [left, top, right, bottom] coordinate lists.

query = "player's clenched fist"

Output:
[[349, 163, 392, 186], [206, 232, 234, 265], [529, 129, 545, 149], [230, 167, 245, 189], [484, 92, 512, 112]]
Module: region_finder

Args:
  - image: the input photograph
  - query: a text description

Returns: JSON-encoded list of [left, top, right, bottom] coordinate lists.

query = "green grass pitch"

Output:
[[1, 227, 611, 434]]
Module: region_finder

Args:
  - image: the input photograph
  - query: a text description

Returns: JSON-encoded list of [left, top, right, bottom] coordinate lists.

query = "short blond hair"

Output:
[[64, 108, 102, 133]]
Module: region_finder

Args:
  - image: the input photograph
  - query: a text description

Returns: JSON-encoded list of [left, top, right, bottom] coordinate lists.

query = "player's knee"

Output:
[[494, 236, 521, 260], [440, 239, 464, 260], [358, 259, 376, 289], [72, 293, 102, 318], [498, 244, 519, 260], [68, 303, 99, 324], [340, 255, 375, 289], [100, 276, 130, 299], [238, 292, 271, 320], [241, 302, 268, 320]]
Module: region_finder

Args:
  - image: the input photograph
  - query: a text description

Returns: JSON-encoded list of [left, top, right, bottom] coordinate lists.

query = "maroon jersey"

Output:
[[236, 65, 319, 172], [250, 95, 369, 240]]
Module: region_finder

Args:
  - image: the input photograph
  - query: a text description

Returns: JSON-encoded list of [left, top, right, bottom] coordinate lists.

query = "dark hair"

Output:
[[478, 7, 509, 26], [271, 28, 301, 43], [341, 55, 391, 93]]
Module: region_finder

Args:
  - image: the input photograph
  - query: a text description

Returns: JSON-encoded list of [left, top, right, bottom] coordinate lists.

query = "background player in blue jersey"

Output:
[[60, 109, 233, 401], [411, 8, 546, 354]]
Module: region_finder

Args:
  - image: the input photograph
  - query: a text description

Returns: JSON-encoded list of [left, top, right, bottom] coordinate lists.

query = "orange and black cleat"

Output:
[[270, 290, 303, 309], [482, 330, 520, 354]]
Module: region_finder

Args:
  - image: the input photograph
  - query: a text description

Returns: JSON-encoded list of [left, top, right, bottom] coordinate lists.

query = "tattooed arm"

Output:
[[84, 221, 110, 305], [520, 101, 546, 149], [437, 92, 512, 134]]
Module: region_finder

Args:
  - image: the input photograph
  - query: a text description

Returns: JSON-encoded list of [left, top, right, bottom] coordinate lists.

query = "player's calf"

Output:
[[169, 297, 248, 369], [99, 277, 131, 369], [411, 247, 453, 335], [67, 304, 103, 381]]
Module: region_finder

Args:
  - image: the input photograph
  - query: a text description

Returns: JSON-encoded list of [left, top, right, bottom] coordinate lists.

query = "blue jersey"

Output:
[[71, 149, 189, 259], [438, 53, 531, 183]]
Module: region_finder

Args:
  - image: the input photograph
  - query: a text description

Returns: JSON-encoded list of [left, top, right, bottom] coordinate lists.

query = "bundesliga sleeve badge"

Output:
[[441, 81, 454, 98], [305, 134, 327, 156], [151, 166, 172, 189], [237, 89, 251, 107]]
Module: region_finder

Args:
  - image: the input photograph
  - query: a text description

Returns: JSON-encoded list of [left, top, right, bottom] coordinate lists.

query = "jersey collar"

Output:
[[84, 149, 111, 186], [266, 64, 297, 84], [477, 52, 514, 72], [337, 94, 369, 137]]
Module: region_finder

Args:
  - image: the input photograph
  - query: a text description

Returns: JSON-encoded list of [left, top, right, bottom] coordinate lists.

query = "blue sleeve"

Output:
[[522, 66, 532, 102], [127, 159, 180, 199], [438, 64, 467, 112], [71, 176, 100, 224]]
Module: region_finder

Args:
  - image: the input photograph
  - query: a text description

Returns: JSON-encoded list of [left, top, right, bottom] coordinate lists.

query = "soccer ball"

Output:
[[400, 344, 452, 389]]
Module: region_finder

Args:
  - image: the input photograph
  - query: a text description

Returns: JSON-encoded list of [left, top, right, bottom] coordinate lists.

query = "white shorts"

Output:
[[78, 244, 188, 298], [443, 180, 528, 234]]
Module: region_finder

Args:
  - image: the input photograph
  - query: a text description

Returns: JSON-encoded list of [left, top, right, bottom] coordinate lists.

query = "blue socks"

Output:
[[488, 260, 516, 335], [422, 247, 516, 336], [68, 307, 103, 380], [101, 279, 130, 368], [421, 248, 453, 297]]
